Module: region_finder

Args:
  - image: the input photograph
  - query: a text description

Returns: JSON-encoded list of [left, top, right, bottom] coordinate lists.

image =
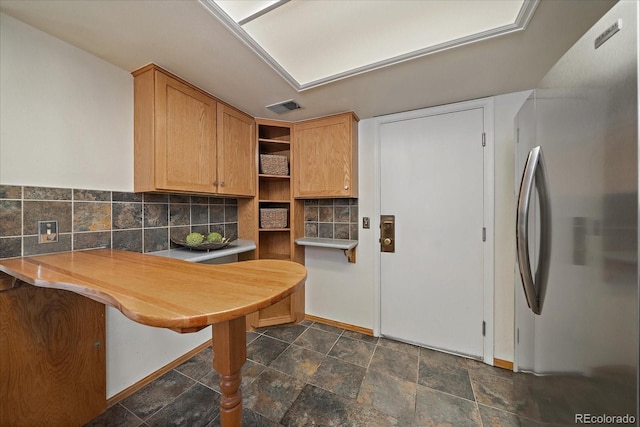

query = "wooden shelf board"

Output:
[[259, 174, 290, 180], [258, 138, 290, 144], [259, 228, 291, 232], [259, 199, 290, 204], [259, 253, 291, 260]]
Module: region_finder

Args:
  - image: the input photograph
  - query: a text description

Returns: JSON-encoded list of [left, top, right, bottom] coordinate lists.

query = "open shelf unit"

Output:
[[247, 119, 305, 329]]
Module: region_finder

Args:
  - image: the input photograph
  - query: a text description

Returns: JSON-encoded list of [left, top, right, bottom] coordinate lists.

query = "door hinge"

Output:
[[517, 328, 520, 344], [482, 321, 486, 336], [516, 128, 520, 144], [482, 227, 486, 242], [482, 132, 486, 147]]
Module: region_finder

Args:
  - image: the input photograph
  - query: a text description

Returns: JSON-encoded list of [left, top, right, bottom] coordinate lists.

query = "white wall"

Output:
[[304, 119, 376, 328], [305, 91, 530, 363], [0, 14, 132, 191], [0, 13, 211, 398]]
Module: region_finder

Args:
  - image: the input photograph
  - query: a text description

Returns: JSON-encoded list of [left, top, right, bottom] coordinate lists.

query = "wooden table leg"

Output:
[[212, 316, 247, 427]]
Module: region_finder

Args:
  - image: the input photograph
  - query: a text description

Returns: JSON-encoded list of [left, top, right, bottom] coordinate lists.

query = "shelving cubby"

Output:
[[247, 119, 305, 329]]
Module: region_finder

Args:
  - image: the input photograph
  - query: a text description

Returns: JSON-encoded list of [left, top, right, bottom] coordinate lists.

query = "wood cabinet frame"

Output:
[[0, 281, 106, 426], [132, 64, 255, 197], [293, 112, 359, 198], [246, 119, 305, 329]]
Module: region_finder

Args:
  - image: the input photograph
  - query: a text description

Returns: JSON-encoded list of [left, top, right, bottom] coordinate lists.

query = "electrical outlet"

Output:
[[38, 221, 59, 244]]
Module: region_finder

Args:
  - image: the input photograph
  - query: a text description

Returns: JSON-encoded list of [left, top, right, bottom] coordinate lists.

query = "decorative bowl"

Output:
[[170, 236, 232, 251]]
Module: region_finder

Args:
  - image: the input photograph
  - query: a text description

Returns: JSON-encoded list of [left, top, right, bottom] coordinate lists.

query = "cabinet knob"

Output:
[[344, 185, 349, 190], [221, 182, 225, 187], [213, 181, 218, 186]]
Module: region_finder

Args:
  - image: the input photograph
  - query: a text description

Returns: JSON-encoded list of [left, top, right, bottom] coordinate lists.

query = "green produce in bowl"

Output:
[[185, 232, 205, 246], [206, 232, 223, 243]]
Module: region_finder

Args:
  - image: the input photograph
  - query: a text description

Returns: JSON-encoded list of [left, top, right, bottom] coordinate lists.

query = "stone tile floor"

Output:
[[86, 320, 620, 426]]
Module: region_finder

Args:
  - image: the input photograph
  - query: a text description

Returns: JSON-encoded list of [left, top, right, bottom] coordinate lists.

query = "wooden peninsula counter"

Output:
[[0, 249, 306, 426]]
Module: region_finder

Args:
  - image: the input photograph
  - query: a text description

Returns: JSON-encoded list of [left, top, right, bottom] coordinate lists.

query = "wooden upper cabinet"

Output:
[[133, 64, 255, 196], [293, 112, 358, 198], [217, 105, 256, 196], [154, 71, 217, 193]]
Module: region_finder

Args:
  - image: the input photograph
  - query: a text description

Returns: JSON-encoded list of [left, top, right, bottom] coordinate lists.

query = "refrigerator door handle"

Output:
[[516, 146, 552, 315]]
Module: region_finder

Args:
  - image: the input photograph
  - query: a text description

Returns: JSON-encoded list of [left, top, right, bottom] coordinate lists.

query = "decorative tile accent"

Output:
[[304, 198, 359, 240], [334, 223, 350, 239], [23, 201, 73, 234], [0, 185, 22, 199], [0, 237, 21, 259], [113, 229, 143, 253], [190, 204, 209, 225], [169, 194, 190, 204], [224, 223, 238, 241], [318, 223, 334, 239], [334, 206, 350, 222], [74, 231, 111, 251], [74, 189, 111, 201], [225, 204, 238, 222], [113, 202, 143, 230], [144, 228, 169, 253], [304, 223, 318, 238], [209, 205, 224, 223], [143, 203, 168, 228], [191, 196, 209, 205], [169, 204, 190, 226], [23, 234, 72, 256], [0, 200, 21, 237], [143, 193, 168, 203], [24, 186, 72, 200], [74, 202, 111, 231], [0, 185, 241, 260], [112, 191, 143, 202], [319, 207, 333, 222]]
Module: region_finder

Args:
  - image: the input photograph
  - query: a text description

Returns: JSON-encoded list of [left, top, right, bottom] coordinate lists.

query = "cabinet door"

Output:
[[154, 71, 218, 193], [217, 105, 256, 196], [0, 286, 105, 426], [293, 113, 358, 198]]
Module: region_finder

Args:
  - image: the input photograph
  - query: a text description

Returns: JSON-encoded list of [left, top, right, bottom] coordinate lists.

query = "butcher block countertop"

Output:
[[0, 248, 307, 332], [0, 248, 307, 426]]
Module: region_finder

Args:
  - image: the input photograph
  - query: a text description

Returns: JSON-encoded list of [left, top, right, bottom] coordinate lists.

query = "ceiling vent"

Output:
[[266, 99, 302, 114]]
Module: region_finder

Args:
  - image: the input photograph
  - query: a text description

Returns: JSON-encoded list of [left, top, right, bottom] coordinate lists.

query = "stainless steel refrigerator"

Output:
[[514, 1, 638, 424]]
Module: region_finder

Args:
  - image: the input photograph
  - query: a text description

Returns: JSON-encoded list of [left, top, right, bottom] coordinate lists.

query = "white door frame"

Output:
[[372, 97, 495, 365]]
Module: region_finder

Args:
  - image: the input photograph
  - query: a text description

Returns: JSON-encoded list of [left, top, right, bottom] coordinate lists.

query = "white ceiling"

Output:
[[207, 0, 531, 88], [0, 0, 616, 121]]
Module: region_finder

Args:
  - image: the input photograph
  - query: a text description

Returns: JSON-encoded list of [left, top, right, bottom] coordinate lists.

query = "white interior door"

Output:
[[380, 107, 487, 359]]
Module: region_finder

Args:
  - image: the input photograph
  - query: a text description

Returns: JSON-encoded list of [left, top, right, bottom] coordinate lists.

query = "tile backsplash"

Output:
[[303, 199, 358, 240], [0, 185, 239, 260]]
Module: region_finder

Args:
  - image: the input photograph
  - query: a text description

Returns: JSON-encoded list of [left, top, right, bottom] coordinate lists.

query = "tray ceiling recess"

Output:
[[200, 0, 539, 91]]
